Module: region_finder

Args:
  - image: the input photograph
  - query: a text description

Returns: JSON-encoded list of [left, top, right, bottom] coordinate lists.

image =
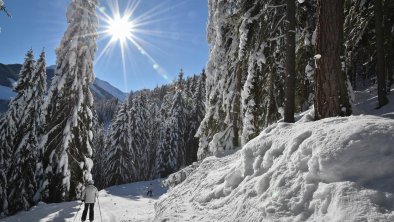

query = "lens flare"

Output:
[[107, 16, 134, 43], [96, 0, 183, 91]]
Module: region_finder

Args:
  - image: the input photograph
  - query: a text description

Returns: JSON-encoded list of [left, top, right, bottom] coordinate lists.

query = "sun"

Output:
[[96, 0, 175, 91], [106, 15, 134, 43]]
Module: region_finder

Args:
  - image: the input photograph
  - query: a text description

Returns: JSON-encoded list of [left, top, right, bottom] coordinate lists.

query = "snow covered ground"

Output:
[[0, 179, 167, 222], [154, 89, 394, 221]]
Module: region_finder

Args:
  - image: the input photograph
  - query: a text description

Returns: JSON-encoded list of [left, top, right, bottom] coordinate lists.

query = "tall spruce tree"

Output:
[[0, 49, 36, 216], [7, 50, 47, 214], [104, 102, 134, 186], [156, 71, 187, 177], [315, 0, 351, 119], [40, 0, 98, 202], [129, 92, 150, 180], [91, 119, 106, 190], [186, 71, 206, 164]]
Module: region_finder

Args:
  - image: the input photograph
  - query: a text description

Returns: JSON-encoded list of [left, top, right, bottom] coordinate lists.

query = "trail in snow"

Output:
[[0, 179, 167, 222]]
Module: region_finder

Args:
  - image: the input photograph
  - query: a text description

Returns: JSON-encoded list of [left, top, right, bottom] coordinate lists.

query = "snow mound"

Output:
[[163, 162, 201, 188], [154, 115, 394, 221]]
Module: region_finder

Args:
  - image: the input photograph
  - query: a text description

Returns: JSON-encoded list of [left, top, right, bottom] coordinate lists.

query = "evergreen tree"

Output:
[[315, 0, 351, 119], [186, 71, 206, 164], [284, 0, 296, 123], [7, 50, 47, 214], [156, 71, 187, 177], [40, 0, 98, 202], [129, 92, 150, 180], [0, 49, 36, 216], [104, 102, 134, 186], [374, 0, 388, 107], [91, 118, 106, 190]]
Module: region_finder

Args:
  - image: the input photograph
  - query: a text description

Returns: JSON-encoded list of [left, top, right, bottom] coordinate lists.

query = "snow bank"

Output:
[[154, 115, 394, 221], [162, 162, 201, 188]]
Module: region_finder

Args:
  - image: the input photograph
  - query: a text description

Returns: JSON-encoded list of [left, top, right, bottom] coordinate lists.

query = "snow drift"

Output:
[[155, 114, 394, 221]]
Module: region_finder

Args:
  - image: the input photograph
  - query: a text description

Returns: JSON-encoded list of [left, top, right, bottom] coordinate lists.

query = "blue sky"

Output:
[[0, 0, 209, 92]]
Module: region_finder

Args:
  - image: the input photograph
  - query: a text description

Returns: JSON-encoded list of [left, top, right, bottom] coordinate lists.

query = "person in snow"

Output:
[[81, 180, 99, 222], [146, 183, 153, 197]]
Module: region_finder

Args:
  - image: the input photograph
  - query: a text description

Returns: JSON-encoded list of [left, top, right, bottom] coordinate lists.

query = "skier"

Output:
[[81, 180, 99, 222], [146, 183, 153, 197]]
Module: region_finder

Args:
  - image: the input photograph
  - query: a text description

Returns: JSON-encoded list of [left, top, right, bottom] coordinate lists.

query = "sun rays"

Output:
[[95, 0, 177, 91]]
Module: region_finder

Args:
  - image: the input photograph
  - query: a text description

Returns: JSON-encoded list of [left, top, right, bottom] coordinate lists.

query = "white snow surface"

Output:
[[155, 114, 394, 221], [0, 179, 167, 222]]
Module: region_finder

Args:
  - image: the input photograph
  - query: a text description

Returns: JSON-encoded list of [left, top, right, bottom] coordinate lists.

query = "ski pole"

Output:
[[97, 197, 103, 222], [72, 201, 83, 222]]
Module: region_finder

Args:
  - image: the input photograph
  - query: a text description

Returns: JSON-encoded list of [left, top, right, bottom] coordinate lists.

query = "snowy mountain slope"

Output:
[[154, 114, 394, 221], [0, 63, 127, 112], [0, 85, 15, 100], [0, 179, 167, 222], [93, 78, 128, 101]]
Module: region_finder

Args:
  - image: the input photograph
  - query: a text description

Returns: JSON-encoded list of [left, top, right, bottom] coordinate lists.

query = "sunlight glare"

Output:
[[96, 0, 180, 90], [107, 16, 134, 43]]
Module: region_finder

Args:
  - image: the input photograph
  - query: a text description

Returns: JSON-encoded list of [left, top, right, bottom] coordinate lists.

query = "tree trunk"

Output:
[[232, 63, 243, 148], [375, 0, 388, 107], [383, 0, 394, 90], [315, 0, 351, 120], [284, 0, 296, 123]]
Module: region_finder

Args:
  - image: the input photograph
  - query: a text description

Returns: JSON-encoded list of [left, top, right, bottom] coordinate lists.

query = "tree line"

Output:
[[93, 70, 206, 189]]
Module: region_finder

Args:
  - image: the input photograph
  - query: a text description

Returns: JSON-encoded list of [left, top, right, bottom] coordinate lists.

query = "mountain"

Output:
[[0, 63, 127, 113], [92, 78, 128, 101]]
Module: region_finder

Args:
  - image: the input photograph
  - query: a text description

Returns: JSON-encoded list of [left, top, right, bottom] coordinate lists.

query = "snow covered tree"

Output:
[[7, 50, 47, 214], [91, 119, 106, 190], [129, 92, 150, 180], [185, 72, 206, 164], [104, 102, 134, 186], [40, 0, 98, 202], [0, 49, 36, 216], [156, 71, 188, 177], [199, 0, 287, 155], [197, 0, 244, 159], [315, 0, 351, 119], [0, 49, 47, 215]]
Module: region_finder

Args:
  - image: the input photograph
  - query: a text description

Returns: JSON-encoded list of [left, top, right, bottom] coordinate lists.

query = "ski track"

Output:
[[0, 179, 167, 222]]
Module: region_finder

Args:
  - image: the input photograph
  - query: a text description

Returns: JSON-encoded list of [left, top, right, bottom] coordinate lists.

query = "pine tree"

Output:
[[92, 118, 106, 190], [0, 49, 36, 216], [129, 92, 150, 180], [284, 0, 296, 123], [374, 0, 388, 107], [7, 50, 47, 214], [40, 0, 98, 202], [156, 71, 188, 177], [315, 0, 351, 119], [104, 102, 134, 186], [186, 71, 206, 164]]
